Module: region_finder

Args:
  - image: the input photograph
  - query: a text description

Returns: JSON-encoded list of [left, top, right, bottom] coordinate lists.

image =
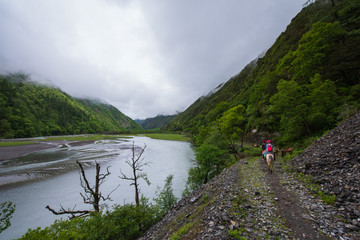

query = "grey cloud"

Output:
[[0, 0, 304, 119]]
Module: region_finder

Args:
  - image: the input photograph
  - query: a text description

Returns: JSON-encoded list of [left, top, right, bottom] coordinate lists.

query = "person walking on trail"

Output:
[[261, 140, 267, 160], [263, 140, 275, 161]]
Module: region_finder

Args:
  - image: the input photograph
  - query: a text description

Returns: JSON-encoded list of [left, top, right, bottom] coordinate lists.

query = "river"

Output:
[[0, 136, 195, 240]]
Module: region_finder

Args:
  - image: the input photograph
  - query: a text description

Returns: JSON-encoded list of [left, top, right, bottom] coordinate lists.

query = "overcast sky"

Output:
[[0, 0, 304, 119]]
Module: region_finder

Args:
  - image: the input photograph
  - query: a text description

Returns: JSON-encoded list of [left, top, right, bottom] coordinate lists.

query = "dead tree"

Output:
[[46, 205, 90, 219], [119, 142, 150, 206], [46, 161, 118, 219]]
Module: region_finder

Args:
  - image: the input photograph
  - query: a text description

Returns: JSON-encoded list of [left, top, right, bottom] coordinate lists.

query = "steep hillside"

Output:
[[142, 110, 360, 240], [291, 110, 360, 224], [136, 114, 177, 130], [166, 0, 360, 146], [0, 73, 141, 138], [78, 98, 140, 130]]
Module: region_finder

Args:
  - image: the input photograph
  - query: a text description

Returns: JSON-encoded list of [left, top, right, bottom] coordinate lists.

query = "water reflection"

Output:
[[0, 136, 194, 240]]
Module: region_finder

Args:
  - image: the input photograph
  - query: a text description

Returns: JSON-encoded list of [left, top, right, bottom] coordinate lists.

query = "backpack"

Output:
[[267, 144, 273, 152]]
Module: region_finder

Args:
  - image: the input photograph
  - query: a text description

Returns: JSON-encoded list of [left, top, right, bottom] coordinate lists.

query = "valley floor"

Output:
[[0, 140, 96, 161], [141, 157, 360, 240], [0, 142, 57, 161]]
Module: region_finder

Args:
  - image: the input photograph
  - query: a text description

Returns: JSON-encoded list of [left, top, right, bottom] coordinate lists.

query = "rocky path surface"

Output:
[[141, 112, 360, 239], [261, 159, 328, 240], [141, 156, 360, 240], [291, 111, 360, 238]]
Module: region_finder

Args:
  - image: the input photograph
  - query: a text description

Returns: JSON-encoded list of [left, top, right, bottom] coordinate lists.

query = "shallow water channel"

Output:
[[0, 136, 195, 240]]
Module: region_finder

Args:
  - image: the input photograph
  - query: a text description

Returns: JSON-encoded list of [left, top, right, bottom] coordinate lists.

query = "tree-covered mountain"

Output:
[[136, 114, 177, 130], [166, 0, 360, 146], [0, 73, 141, 138]]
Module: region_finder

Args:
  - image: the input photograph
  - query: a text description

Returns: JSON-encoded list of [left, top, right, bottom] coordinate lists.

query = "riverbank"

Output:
[[0, 142, 57, 161], [0, 134, 127, 162], [0, 136, 195, 240], [0, 140, 97, 162], [0, 134, 189, 162]]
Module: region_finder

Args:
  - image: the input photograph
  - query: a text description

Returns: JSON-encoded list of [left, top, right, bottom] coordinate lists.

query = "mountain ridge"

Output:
[[141, 110, 360, 239], [136, 114, 177, 130], [0, 73, 141, 138], [165, 0, 360, 147]]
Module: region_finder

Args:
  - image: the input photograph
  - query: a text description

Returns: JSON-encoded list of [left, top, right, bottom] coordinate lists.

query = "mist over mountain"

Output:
[[0, 73, 141, 138], [166, 0, 360, 146], [136, 114, 177, 130]]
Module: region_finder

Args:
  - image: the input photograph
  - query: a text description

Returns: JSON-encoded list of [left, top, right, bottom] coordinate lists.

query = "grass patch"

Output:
[[294, 172, 337, 205], [0, 134, 132, 147], [228, 228, 247, 240], [144, 133, 190, 142], [279, 153, 337, 205], [0, 141, 35, 147], [188, 197, 216, 221], [169, 221, 196, 240], [318, 191, 336, 205], [166, 196, 215, 239], [242, 146, 262, 158], [200, 194, 209, 203]]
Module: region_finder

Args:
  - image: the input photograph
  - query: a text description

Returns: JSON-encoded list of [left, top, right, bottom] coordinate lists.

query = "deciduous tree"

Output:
[[218, 105, 246, 159]]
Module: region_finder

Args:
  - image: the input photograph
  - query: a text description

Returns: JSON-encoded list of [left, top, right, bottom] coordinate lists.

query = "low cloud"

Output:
[[0, 0, 304, 119]]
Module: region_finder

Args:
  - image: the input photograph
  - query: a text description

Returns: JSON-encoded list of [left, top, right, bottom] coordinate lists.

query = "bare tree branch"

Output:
[[45, 205, 90, 219], [46, 161, 118, 219], [119, 142, 150, 206]]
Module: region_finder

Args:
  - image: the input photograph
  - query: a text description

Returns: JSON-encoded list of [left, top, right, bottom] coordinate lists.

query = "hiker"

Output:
[[263, 140, 275, 161], [261, 140, 267, 160]]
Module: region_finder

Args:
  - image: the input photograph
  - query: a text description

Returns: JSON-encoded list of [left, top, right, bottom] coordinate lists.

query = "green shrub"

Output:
[[169, 221, 196, 240], [20, 197, 161, 240], [0, 201, 15, 233], [228, 228, 247, 240], [154, 175, 178, 214]]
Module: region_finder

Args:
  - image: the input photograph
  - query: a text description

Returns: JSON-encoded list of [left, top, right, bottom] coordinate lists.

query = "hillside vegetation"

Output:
[[166, 0, 360, 147], [0, 73, 141, 138], [136, 114, 177, 130], [7, 1, 360, 239]]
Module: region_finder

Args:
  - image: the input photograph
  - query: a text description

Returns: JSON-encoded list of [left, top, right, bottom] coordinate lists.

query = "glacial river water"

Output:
[[0, 136, 195, 240]]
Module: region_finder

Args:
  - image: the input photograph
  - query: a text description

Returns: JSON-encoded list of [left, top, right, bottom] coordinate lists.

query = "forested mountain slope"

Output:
[[166, 0, 360, 146], [142, 110, 360, 240], [136, 114, 177, 130], [0, 73, 141, 138]]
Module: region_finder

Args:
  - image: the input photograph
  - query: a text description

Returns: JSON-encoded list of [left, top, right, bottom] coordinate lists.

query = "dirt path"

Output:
[[260, 158, 328, 240]]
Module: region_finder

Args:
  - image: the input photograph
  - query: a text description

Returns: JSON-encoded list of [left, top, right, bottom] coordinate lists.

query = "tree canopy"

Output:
[[166, 0, 360, 147]]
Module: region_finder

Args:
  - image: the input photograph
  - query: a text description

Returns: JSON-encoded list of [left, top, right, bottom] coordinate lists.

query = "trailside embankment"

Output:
[[140, 111, 360, 240]]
